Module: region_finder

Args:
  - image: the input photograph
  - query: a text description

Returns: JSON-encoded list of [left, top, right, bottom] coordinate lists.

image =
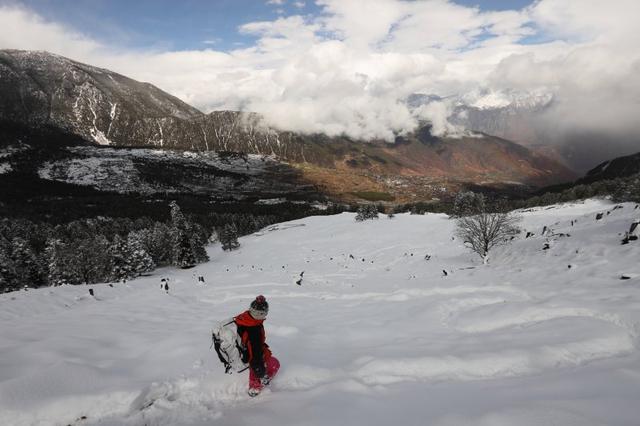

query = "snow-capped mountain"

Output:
[[458, 88, 554, 111], [0, 50, 202, 146], [408, 89, 552, 148], [409, 89, 553, 112], [0, 49, 576, 202], [407, 89, 640, 174]]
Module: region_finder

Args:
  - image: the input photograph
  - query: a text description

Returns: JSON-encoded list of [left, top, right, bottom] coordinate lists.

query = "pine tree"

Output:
[[170, 201, 188, 231], [45, 238, 68, 286], [169, 201, 197, 267], [62, 223, 111, 284], [9, 238, 40, 288], [143, 223, 174, 266], [219, 223, 240, 251], [355, 205, 379, 221], [176, 231, 197, 268], [109, 235, 134, 282], [127, 232, 155, 276], [190, 224, 210, 263], [168, 201, 210, 267], [0, 241, 18, 292]]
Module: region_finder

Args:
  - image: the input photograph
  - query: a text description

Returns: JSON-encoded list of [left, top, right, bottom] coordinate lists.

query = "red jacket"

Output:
[[235, 311, 272, 376]]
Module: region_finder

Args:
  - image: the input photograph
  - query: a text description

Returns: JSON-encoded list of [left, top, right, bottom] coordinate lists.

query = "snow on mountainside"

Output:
[[408, 90, 552, 149], [459, 88, 554, 111], [36, 146, 306, 197], [408, 90, 640, 174], [0, 50, 576, 197], [0, 49, 202, 146], [1, 199, 640, 426], [408, 89, 553, 113]]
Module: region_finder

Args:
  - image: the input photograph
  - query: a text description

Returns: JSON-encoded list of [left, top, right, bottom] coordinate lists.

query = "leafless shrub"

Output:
[[455, 212, 520, 264]]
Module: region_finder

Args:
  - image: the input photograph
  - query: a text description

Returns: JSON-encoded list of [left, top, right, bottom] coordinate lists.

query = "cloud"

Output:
[[0, 5, 102, 58], [0, 1, 639, 149]]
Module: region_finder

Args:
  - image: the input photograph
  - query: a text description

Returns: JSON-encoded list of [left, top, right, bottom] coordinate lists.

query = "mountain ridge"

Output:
[[0, 49, 577, 201]]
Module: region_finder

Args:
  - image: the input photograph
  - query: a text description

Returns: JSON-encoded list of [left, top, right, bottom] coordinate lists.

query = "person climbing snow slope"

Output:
[[235, 295, 280, 397]]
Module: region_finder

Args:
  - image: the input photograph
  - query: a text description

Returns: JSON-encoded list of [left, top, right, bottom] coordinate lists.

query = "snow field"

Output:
[[1, 199, 640, 425]]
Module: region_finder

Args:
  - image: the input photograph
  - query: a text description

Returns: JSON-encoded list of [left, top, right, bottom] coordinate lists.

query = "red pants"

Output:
[[249, 356, 280, 391]]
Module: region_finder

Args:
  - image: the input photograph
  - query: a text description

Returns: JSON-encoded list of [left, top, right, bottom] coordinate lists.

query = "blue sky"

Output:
[[8, 0, 535, 51]]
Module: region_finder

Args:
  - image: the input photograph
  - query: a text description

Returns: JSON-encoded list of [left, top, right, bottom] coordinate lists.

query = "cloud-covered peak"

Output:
[[0, 1, 639, 144]]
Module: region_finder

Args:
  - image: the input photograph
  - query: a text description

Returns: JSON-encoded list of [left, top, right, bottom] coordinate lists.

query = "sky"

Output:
[[3, 0, 535, 51], [0, 0, 639, 143]]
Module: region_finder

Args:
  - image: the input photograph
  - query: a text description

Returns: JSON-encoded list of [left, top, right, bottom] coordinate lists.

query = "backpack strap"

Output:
[[212, 332, 232, 374]]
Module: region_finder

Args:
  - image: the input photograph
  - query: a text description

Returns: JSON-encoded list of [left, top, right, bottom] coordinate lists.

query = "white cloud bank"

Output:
[[0, 0, 639, 142]]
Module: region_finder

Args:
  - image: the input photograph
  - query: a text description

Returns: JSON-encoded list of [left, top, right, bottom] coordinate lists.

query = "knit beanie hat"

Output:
[[249, 295, 269, 319]]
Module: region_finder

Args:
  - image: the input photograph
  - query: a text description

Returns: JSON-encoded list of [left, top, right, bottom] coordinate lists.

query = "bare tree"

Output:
[[455, 212, 520, 264]]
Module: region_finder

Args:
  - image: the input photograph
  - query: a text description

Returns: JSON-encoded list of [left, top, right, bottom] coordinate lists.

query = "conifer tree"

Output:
[[176, 231, 197, 268], [140, 223, 173, 266], [0, 241, 18, 292], [8, 238, 40, 288], [190, 225, 210, 263], [127, 232, 155, 276], [219, 223, 240, 251], [355, 205, 379, 221], [109, 235, 134, 282], [169, 201, 206, 268], [45, 238, 68, 286]]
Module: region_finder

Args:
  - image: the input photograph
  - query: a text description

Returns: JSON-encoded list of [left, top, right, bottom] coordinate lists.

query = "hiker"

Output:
[[234, 295, 280, 396]]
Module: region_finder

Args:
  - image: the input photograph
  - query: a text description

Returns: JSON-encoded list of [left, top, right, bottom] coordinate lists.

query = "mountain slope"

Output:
[[0, 49, 202, 145], [413, 91, 640, 174], [1, 199, 639, 425], [0, 121, 323, 223], [578, 151, 640, 184], [0, 50, 576, 201]]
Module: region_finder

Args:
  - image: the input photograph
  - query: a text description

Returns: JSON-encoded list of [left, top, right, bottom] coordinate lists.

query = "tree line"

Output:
[[392, 172, 640, 216], [0, 202, 211, 292], [0, 201, 301, 292]]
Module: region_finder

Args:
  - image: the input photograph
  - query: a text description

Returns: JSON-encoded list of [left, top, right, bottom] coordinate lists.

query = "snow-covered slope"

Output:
[[35, 146, 311, 197], [1, 199, 640, 426]]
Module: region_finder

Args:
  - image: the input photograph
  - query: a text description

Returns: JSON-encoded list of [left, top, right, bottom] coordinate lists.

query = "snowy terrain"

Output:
[[1, 199, 640, 426], [37, 147, 303, 197]]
